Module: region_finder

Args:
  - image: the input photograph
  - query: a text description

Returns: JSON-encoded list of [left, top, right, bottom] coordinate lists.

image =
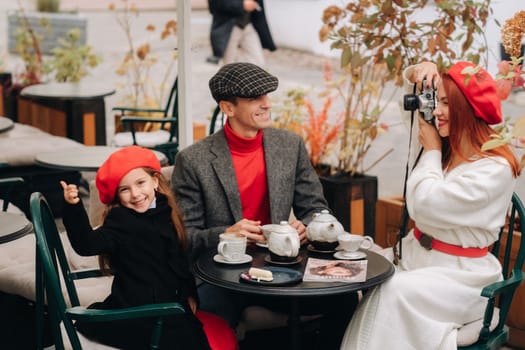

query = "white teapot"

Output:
[[306, 209, 345, 247], [267, 221, 300, 262]]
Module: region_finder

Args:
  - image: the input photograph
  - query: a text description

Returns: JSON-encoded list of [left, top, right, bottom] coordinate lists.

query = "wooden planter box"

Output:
[[375, 196, 414, 248], [499, 229, 525, 349], [7, 11, 87, 55]]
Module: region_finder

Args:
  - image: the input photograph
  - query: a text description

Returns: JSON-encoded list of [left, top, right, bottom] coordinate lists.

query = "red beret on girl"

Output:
[[447, 61, 503, 125], [96, 146, 161, 204]]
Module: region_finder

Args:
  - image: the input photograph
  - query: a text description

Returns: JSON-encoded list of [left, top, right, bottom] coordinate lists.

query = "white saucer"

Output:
[[256, 242, 269, 248], [333, 251, 367, 260], [213, 254, 253, 265]]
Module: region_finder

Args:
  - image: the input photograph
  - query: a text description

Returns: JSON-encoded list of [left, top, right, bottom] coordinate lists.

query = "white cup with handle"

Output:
[[218, 233, 247, 262], [337, 233, 374, 257]]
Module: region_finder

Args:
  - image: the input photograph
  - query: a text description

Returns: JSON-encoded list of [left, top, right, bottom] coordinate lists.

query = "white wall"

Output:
[[265, 0, 338, 57]]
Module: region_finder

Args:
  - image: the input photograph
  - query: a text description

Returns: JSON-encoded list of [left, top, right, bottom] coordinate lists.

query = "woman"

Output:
[[61, 146, 237, 350], [340, 61, 521, 350]]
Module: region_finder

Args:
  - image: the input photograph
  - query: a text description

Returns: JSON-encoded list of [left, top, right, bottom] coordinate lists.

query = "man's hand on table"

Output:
[[226, 218, 308, 245], [225, 219, 265, 243]]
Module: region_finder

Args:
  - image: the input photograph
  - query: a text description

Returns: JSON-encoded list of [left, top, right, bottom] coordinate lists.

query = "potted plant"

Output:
[[108, 0, 178, 133], [484, 10, 525, 167], [275, 0, 492, 234], [5, 5, 101, 123], [482, 12, 525, 346], [7, 0, 87, 55]]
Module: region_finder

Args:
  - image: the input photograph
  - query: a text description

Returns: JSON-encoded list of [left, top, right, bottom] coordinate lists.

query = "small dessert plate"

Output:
[[333, 251, 367, 260], [255, 242, 269, 248], [213, 254, 253, 265], [239, 266, 303, 286]]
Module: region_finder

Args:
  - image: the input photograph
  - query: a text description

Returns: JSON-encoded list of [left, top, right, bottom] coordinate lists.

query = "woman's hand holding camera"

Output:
[[409, 62, 440, 89], [418, 115, 441, 152]]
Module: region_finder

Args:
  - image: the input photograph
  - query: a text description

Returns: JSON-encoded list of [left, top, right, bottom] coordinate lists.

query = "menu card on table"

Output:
[[302, 257, 367, 283]]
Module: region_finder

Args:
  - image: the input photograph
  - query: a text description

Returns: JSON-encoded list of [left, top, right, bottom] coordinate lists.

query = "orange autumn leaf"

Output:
[[301, 97, 343, 167]]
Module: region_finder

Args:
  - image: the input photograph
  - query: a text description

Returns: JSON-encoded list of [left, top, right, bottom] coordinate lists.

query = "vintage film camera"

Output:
[[403, 77, 436, 123]]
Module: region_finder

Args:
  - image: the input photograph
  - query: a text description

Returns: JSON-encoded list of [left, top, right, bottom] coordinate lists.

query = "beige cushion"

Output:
[[0, 233, 112, 307], [111, 130, 173, 148], [61, 322, 118, 350], [456, 310, 499, 346], [0, 200, 24, 214], [0, 123, 84, 166]]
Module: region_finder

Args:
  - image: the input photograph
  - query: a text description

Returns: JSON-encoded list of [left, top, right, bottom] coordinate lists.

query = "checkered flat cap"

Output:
[[209, 62, 278, 102]]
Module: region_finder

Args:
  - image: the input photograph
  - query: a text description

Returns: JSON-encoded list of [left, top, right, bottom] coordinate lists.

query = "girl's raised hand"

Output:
[[60, 181, 80, 204]]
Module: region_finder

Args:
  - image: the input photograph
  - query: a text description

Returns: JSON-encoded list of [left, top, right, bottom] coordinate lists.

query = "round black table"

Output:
[[194, 246, 395, 349], [20, 82, 115, 145], [0, 212, 33, 244], [35, 146, 169, 172], [0, 117, 14, 133]]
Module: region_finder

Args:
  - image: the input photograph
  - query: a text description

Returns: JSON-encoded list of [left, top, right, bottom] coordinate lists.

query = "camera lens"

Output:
[[403, 95, 418, 111]]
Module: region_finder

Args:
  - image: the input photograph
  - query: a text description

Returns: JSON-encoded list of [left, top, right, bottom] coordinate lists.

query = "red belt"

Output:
[[413, 227, 488, 258]]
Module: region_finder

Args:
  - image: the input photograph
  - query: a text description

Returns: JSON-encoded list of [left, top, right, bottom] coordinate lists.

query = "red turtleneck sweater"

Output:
[[224, 122, 271, 224]]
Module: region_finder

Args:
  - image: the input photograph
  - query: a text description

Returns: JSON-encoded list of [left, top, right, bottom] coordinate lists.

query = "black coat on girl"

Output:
[[62, 194, 210, 349]]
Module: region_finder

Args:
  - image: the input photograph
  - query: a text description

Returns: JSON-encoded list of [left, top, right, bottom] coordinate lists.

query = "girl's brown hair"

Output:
[[98, 167, 188, 273], [441, 74, 521, 177]]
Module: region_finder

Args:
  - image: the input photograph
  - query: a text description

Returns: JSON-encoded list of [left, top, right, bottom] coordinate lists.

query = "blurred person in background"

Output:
[[206, 0, 276, 66]]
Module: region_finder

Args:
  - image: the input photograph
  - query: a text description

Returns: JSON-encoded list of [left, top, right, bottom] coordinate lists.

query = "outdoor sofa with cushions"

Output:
[[0, 123, 85, 216]]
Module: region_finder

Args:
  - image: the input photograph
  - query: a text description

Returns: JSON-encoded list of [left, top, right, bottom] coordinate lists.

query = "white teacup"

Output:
[[218, 233, 247, 262], [337, 233, 374, 256]]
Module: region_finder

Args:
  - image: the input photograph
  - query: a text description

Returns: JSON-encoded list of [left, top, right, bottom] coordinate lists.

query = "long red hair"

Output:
[[440, 74, 521, 177]]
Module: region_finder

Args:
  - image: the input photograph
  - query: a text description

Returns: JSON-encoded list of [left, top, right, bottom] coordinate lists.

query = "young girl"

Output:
[[61, 145, 237, 350]]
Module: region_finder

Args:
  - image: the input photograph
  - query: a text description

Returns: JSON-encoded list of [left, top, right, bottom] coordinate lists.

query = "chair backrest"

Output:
[[209, 105, 225, 135], [162, 77, 179, 138], [489, 193, 525, 333], [461, 192, 525, 349], [31, 192, 85, 350], [0, 176, 24, 212], [31, 192, 187, 350], [116, 77, 180, 164], [167, 77, 179, 120]]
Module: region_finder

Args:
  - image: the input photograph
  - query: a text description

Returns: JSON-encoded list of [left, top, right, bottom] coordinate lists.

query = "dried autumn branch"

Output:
[[483, 10, 525, 168], [319, 0, 491, 175]]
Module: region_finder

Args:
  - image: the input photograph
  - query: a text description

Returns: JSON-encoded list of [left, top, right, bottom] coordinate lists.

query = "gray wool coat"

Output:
[[171, 127, 328, 258]]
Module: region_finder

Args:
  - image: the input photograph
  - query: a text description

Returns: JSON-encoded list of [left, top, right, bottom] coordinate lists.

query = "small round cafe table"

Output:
[[35, 146, 168, 172], [194, 246, 395, 350], [0, 212, 33, 244]]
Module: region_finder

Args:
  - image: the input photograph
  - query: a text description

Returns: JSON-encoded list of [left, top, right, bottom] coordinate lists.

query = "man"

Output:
[[172, 62, 353, 348], [207, 0, 276, 66], [172, 62, 327, 257]]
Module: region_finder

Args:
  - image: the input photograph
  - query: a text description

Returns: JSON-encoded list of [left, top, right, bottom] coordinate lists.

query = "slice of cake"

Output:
[[248, 267, 274, 282]]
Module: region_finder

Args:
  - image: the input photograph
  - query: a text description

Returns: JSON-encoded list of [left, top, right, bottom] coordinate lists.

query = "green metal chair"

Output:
[[209, 105, 225, 135], [112, 77, 179, 164], [458, 192, 525, 349], [0, 176, 24, 212], [30, 192, 186, 350]]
